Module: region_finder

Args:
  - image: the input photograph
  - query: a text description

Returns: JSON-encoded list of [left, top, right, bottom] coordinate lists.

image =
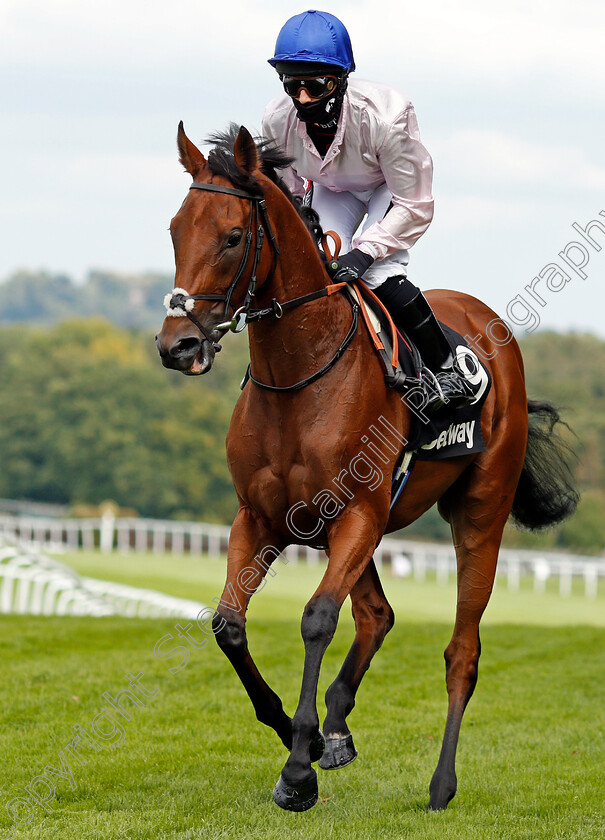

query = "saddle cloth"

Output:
[[347, 283, 492, 462]]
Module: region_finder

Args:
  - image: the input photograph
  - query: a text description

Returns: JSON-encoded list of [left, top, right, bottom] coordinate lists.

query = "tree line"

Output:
[[0, 314, 603, 552], [0, 270, 170, 330], [0, 320, 248, 523]]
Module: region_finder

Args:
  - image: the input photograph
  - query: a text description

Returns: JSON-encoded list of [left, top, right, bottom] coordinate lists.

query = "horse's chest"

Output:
[[229, 427, 331, 521], [228, 396, 362, 520]]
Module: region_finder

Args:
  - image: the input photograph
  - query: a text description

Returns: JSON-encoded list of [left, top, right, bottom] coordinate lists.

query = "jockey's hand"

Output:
[[327, 248, 374, 283]]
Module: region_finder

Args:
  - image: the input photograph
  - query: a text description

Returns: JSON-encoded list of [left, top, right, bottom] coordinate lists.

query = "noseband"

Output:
[[163, 182, 280, 346]]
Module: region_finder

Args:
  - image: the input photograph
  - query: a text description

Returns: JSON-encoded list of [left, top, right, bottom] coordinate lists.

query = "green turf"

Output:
[[1, 552, 603, 839]]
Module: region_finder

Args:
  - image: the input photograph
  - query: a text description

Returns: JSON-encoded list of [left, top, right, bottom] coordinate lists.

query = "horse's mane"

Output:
[[205, 123, 324, 243]]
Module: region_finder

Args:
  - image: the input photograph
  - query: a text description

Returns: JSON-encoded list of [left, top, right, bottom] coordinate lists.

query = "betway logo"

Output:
[[422, 420, 476, 452]]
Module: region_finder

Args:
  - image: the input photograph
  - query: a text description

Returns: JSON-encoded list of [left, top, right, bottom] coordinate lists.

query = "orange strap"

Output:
[[352, 285, 386, 352], [321, 230, 342, 263], [355, 280, 400, 368], [325, 281, 348, 295]]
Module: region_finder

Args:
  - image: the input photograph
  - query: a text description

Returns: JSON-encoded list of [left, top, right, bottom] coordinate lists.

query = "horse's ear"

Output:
[[234, 126, 260, 175], [177, 121, 207, 178]]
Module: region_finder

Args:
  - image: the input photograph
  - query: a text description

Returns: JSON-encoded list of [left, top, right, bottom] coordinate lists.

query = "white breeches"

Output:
[[310, 182, 409, 288]]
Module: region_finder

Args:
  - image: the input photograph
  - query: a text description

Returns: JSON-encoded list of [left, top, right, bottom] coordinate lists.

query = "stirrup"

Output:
[[423, 367, 475, 412], [437, 370, 477, 410], [396, 368, 446, 414], [421, 368, 449, 412]]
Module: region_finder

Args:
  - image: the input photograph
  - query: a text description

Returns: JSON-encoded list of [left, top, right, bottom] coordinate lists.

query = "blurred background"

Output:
[[1, 0, 603, 328], [0, 10, 603, 834], [0, 0, 604, 559]]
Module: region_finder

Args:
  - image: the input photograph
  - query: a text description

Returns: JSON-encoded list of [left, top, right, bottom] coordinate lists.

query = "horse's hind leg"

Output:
[[319, 558, 394, 770], [428, 450, 524, 810]]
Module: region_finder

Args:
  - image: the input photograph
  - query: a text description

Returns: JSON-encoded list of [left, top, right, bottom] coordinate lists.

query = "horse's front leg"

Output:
[[213, 507, 314, 753], [273, 506, 383, 812]]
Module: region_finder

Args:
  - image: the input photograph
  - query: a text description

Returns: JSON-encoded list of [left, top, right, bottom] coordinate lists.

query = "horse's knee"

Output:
[[213, 610, 246, 656], [301, 596, 339, 645]]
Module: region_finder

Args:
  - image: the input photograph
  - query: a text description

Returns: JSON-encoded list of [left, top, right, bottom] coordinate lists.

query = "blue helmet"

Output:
[[268, 10, 355, 73]]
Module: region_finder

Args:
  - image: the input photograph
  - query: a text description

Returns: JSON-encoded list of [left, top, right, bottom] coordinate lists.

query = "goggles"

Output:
[[281, 75, 338, 99]]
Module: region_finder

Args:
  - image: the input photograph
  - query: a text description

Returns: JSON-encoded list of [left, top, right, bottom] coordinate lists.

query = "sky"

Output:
[[1, 0, 604, 336]]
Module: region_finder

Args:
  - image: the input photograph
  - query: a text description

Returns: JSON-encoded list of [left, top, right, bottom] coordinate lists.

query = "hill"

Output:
[[0, 269, 170, 329]]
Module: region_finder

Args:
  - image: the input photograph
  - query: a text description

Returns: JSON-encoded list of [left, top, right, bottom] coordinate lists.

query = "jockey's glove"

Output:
[[327, 248, 374, 283]]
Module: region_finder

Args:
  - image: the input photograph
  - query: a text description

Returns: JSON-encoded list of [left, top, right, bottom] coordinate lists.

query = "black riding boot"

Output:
[[374, 276, 475, 411]]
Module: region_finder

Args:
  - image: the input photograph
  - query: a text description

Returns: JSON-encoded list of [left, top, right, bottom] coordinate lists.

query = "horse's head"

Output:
[[156, 123, 276, 375]]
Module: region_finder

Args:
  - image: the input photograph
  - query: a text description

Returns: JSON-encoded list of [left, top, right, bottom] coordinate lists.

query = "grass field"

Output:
[[1, 551, 604, 839]]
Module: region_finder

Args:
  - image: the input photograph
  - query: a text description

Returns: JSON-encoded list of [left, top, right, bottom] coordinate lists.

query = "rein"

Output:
[[163, 180, 359, 393]]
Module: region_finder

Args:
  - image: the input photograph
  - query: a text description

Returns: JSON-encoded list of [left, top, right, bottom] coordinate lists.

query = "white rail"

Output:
[[0, 512, 603, 598], [0, 543, 207, 618]]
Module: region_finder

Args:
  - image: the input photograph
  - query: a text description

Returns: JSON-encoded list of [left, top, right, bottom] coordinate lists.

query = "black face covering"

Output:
[[292, 76, 348, 128]]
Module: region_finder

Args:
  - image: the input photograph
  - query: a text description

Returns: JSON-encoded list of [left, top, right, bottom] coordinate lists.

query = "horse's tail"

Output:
[[510, 399, 579, 531]]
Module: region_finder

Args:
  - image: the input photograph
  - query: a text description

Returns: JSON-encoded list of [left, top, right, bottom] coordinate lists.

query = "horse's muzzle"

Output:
[[155, 333, 217, 375]]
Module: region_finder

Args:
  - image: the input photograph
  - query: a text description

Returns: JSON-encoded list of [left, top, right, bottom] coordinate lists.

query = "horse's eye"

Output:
[[226, 231, 242, 249]]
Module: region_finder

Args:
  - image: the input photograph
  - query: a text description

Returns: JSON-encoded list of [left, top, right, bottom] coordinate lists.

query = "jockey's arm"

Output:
[[354, 105, 434, 261]]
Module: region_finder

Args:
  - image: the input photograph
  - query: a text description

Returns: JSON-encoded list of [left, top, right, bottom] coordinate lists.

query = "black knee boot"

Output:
[[374, 276, 475, 410]]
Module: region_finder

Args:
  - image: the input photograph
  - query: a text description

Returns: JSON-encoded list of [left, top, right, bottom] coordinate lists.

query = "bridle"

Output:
[[163, 180, 359, 392], [163, 182, 280, 348]]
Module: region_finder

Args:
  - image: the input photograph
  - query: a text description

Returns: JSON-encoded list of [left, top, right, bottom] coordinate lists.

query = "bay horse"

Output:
[[155, 123, 578, 812]]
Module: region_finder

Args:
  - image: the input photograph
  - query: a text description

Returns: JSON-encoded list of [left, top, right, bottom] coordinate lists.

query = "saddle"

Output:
[[346, 279, 492, 460], [318, 231, 490, 431], [343, 281, 418, 390]]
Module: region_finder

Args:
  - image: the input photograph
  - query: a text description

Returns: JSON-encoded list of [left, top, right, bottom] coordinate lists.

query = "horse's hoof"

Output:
[[426, 795, 453, 812], [426, 776, 458, 811], [318, 733, 357, 770], [309, 729, 326, 762], [273, 772, 318, 812]]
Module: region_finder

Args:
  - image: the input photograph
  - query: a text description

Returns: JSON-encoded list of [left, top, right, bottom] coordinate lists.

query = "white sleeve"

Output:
[[354, 105, 434, 259]]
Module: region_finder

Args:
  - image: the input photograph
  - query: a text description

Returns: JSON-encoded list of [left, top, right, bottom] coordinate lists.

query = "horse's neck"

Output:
[[260, 187, 329, 300], [248, 192, 352, 388]]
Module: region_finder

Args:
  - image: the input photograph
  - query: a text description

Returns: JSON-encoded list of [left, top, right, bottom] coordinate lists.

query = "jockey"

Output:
[[262, 9, 476, 410]]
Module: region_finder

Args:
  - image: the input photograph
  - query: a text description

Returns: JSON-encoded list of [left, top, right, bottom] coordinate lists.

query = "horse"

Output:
[[155, 123, 578, 812]]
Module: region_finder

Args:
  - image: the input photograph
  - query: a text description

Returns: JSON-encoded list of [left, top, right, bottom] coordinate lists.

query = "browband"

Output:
[[189, 183, 261, 200]]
